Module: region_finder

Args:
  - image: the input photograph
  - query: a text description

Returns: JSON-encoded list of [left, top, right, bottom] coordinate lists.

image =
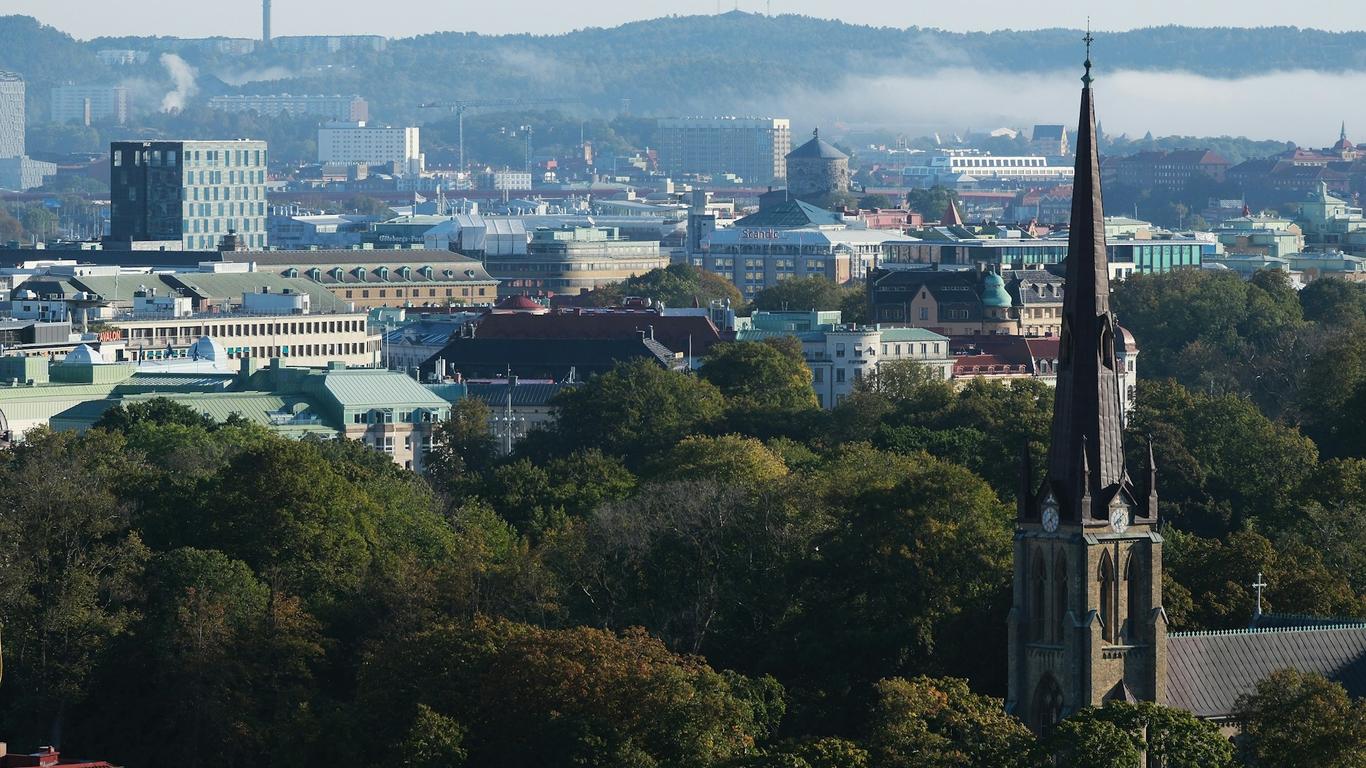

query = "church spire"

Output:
[[1043, 32, 1132, 524]]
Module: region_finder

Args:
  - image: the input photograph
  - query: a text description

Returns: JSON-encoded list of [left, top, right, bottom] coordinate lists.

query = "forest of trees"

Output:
[[0, 269, 1365, 766]]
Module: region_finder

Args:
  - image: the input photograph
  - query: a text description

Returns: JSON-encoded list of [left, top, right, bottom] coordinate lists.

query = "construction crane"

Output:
[[418, 98, 580, 174]]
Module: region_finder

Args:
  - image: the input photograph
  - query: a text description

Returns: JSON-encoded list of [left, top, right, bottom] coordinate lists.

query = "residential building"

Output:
[[447, 379, 575, 454], [208, 93, 368, 121], [1105, 149, 1230, 190], [693, 199, 898, 297], [656, 116, 791, 185], [487, 226, 668, 296], [0, 156, 57, 192], [216, 249, 499, 309], [109, 139, 269, 250], [869, 267, 1066, 337], [786, 130, 849, 200], [0, 71, 23, 159], [479, 169, 533, 191], [949, 331, 1138, 418], [902, 150, 1072, 188], [470, 300, 724, 367], [50, 85, 129, 125], [1030, 125, 1069, 157], [419, 334, 683, 380], [317, 121, 422, 173]]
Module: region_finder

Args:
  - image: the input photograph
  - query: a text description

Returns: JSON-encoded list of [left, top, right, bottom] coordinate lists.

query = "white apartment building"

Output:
[[50, 85, 129, 125], [903, 150, 1073, 188], [318, 121, 422, 173], [208, 94, 367, 121], [0, 71, 25, 159]]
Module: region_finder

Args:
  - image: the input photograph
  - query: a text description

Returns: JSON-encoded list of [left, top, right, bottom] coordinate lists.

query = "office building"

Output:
[[1105, 149, 1230, 190], [110, 139, 269, 250], [318, 121, 422, 173], [487, 226, 668, 296], [0, 71, 24, 159], [0, 156, 57, 192], [479, 169, 533, 191], [657, 117, 791, 185], [217, 250, 500, 309], [868, 267, 1066, 337], [50, 85, 129, 126], [693, 199, 898, 297], [208, 94, 368, 122]]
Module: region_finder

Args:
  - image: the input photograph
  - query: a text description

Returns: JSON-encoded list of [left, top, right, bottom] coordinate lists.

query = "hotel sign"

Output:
[[740, 228, 783, 240]]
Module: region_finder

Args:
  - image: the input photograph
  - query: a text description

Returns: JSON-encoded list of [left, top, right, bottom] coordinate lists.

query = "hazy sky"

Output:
[[10, 0, 1366, 39]]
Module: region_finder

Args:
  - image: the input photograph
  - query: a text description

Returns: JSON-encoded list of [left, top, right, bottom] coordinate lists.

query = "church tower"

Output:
[[1006, 37, 1166, 733]]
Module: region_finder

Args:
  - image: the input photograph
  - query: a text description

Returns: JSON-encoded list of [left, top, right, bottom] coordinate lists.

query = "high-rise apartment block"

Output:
[[209, 94, 368, 122], [317, 121, 422, 173], [110, 140, 269, 251], [50, 85, 130, 126], [657, 117, 790, 185], [0, 71, 25, 159]]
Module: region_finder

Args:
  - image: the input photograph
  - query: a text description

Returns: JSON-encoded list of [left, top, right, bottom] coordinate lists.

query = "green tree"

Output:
[[906, 186, 959, 221], [750, 277, 851, 313], [701, 339, 819, 416], [649, 434, 788, 486], [856, 193, 894, 209], [95, 397, 218, 433], [0, 428, 149, 743], [424, 397, 497, 497], [1041, 702, 1233, 768], [400, 704, 468, 768], [866, 676, 1033, 768], [591, 263, 743, 308], [1237, 669, 1366, 768], [548, 359, 725, 462]]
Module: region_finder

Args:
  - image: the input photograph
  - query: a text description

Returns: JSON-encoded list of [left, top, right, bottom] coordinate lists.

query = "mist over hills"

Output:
[[2, 12, 1364, 142]]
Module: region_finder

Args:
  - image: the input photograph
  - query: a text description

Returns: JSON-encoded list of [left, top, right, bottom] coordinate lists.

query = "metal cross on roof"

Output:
[[1251, 572, 1268, 616], [1082, 20, 1094, 86]]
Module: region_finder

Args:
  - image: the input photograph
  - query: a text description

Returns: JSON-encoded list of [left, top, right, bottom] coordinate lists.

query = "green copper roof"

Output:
[[981, 272, 1013, 308]]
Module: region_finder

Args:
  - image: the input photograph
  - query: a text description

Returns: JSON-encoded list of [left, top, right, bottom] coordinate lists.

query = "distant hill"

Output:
[[3, 13, 1365, 131]]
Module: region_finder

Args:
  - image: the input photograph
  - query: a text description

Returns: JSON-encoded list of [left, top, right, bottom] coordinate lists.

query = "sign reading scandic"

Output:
[[739, 228, 783, 240]]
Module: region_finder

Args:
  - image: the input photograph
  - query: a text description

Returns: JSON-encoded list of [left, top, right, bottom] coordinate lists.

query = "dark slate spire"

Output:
[[1044, 35, 1133, 524]]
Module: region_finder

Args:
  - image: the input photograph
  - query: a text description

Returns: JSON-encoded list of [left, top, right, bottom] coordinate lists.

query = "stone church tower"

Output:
[[1007, 45, 1167, 733]]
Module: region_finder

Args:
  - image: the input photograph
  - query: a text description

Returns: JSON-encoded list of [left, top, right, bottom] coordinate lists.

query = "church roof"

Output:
[[1168, 623, 1366, 719]]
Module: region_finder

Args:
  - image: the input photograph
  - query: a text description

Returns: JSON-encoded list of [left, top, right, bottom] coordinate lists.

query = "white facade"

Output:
[[801, 326, 954, 409], [112, 311, 379, 368], [903, 150, 1072, 187], [50, 85, 129, 125], [0, 72, 24, 159], [657, 116, 792, 184], [209, 94, 366, 121], [318, 121, 422, 173]]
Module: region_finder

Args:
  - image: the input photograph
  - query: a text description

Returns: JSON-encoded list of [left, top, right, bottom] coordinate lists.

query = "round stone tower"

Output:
[[785, 129, 850, 200]]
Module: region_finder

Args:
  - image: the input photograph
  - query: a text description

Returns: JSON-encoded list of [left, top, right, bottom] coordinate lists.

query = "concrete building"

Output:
[[1213, 210, 1304, 258], [50, 85, 129, 126], [478, 169, 533, 191], [0, 71, 23, 160], [208, 94, 368, 121], [318, 121, 422, 174], [1296, 181, 1366, 254], [0, 156, 57, 192], [486, 226, 668, 296], [110, 140, 269, 250], [785, 130, 849, 200], [693, 199, 898, 297], [656, 116, 791, 185], [902, 150, 1073, 188]]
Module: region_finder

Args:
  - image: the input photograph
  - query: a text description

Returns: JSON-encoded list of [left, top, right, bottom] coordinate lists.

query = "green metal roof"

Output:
[[320, 369, 450, 410], [734, 199, 842, 228], [878, 327, 950, 343]]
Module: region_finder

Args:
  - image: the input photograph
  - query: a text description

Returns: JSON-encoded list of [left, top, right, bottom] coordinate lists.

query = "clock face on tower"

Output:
[[1110, 503, 1129, 534], [1042, 497, 1059, 533]]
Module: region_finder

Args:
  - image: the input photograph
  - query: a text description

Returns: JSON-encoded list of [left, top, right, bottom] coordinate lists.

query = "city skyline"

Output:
[[7, 0, 1366, 40]]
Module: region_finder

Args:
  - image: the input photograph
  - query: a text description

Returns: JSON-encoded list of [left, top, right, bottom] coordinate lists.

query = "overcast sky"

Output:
[[9, 0, 1366, 39]]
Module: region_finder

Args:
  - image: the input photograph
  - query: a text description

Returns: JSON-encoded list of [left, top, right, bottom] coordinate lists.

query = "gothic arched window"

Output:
[[1032, 555, 1047, 642], [1098, 552, 1115, 643], [1125, 551, 1141, 643], [1033, 675, 1065, 734], [1053, 551, 1068, 643]]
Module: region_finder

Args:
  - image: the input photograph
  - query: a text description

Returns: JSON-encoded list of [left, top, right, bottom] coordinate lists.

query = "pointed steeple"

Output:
[[1043, 35, 1132, 524], [942, 198, 964, 227], [1343, 121, 1348, 142]]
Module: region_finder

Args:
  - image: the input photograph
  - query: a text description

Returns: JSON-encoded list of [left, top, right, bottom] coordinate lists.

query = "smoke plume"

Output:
[[159, 53, 198, 113]]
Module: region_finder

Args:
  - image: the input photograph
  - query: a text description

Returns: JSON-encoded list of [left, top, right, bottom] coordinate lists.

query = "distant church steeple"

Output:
[[1008, 33, 1167, 734]]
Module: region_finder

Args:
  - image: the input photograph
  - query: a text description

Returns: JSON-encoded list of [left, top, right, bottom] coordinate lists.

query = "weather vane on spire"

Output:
[[1083, 19, 1094, 86]]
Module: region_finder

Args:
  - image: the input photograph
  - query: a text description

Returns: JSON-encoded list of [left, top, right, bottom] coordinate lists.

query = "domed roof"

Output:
[[62, 344, 107, 366], [189, 336, 227, 362], [787, 131, 848, 161], [981, 271, 1013, 308], [493, 295, 548, 314]]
